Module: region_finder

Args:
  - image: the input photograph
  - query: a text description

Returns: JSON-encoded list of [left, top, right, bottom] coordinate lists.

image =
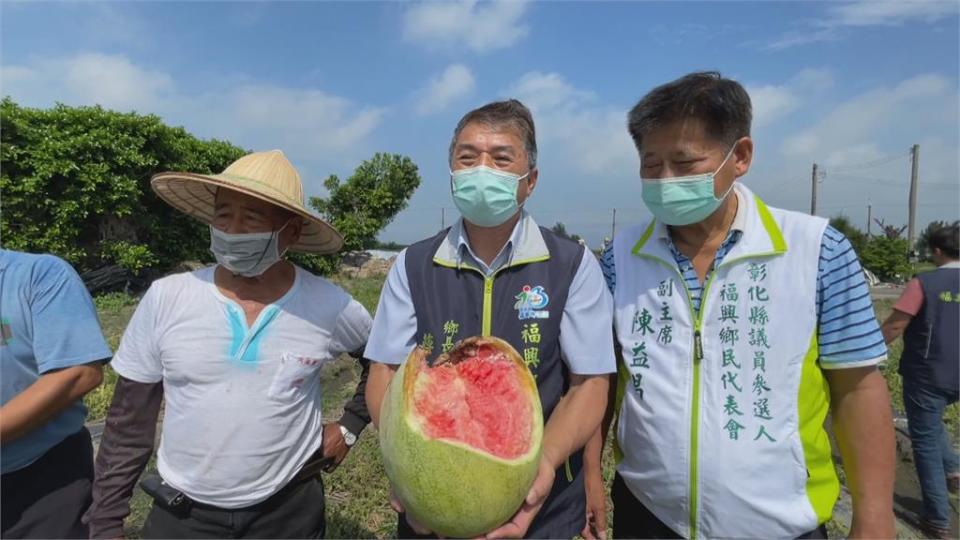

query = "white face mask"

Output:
[[209, 222, 289, 277]]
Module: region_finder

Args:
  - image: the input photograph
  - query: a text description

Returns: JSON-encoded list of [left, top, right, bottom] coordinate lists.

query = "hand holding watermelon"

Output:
[[378, 337, 544, 538]]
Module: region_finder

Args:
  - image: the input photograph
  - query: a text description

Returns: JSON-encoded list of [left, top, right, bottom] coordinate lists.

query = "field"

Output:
[[85, 276, 957, 538]]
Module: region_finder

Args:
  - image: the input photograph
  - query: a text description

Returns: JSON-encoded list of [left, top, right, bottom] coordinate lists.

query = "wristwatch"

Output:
[[340, 424, 357, 447]]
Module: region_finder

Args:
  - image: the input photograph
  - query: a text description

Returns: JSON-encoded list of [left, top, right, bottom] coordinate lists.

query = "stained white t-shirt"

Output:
[[111, 265, 371, 508]]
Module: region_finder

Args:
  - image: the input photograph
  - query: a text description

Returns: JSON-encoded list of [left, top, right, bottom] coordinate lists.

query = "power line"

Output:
[[826, 150, 912, 173], [818, 202, 958, 210], [828, 173, 958, 190]]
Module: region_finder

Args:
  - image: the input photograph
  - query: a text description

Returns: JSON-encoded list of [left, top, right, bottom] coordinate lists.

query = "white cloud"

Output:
[[765, 0, 958, 50], [402, 0, 530, 53], [507, 71, 594, 111], [216, 85, 384, 152], [765, 27, 843, 51], [747, 85, 799, 128], [746, 68, 832, 128], [1, 65, 38, 85], [780, 132, 818, 157], [756, 73, 959, 226], [64, 53, 175, 112], [1, 54, 173, 112], [829, 0, 958, 27], [505, 71, 635, 176], [780, 73, 953, 161], [822, 143, 886, 168], [415, 64, 475, 115], [790, 68, 835, 90], [1, 53, 385, 178]]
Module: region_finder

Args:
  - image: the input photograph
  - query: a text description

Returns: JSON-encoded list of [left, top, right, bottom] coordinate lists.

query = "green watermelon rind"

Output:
[[379, 337, 544, 538]]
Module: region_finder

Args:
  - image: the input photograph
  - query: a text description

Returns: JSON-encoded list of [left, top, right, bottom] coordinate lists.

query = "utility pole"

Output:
[[810, 163, 819, 215], [611, 208, 617, 240], [866, 204, 872, 237], [908, 144, 920, 248], [441, 207, 446, 230]]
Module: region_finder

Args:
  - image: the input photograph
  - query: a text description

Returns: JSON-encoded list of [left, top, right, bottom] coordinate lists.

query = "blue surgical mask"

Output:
[[209, 222, 290, 277], [641, 146, 737, 226], [451, 166, 529, 227]]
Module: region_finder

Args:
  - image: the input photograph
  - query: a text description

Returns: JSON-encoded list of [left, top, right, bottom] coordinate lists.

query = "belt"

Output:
[[156, 449, 330, 513]]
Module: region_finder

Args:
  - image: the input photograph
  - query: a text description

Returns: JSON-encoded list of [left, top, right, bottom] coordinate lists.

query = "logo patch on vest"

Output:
[[514, 285, 550, 320]]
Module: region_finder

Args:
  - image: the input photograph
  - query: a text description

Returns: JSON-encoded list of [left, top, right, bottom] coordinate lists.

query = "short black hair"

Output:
[[627, 71, 752, 151], [449, 99, 537, 169], [930, 224, 960, 258]]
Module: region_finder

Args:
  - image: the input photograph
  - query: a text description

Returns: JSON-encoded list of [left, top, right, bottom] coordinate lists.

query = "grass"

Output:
[[88, 278, 956, 538]]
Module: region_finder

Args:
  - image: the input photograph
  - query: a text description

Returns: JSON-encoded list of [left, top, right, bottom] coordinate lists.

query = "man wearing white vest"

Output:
[[590, 72, 896, 539]]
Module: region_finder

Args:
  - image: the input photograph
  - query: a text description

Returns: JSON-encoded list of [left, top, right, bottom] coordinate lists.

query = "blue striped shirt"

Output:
[[600, 225, 887, 368]]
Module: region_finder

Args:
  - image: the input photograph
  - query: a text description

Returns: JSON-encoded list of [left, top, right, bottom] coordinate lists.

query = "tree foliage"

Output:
[[0, 98, 246, 274], [873, 218, 906, 240], [828, 215, 868, 256], [292, 153, 421, 274], [860, 236, 911, 282], [1, 99, 422, 279], [551, 221, 582, 243]]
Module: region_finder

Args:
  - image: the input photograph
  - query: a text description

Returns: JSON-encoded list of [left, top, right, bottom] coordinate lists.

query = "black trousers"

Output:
[[1, 428, 94, 539], [612, 473, 828, 539], [141, 475, 326, 539]]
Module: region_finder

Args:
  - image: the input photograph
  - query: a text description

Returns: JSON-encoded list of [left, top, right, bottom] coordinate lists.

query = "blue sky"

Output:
[[3, 1, 958, 246]]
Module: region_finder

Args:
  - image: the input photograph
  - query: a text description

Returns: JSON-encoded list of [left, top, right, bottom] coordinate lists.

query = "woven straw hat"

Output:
[[151, 150, 343, 254]]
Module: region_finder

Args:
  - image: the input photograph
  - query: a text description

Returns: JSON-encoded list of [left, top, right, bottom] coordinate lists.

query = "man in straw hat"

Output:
[[85, 150, 374, 539], [364, 99, 615, 539]]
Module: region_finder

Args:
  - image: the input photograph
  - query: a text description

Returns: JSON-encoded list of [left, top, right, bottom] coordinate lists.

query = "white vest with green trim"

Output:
[[612, 184, 837, 539]]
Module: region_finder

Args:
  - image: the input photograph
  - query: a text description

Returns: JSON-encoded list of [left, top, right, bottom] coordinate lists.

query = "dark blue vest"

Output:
[[404, 226, 587, 538], [900, 266, 960, 393]]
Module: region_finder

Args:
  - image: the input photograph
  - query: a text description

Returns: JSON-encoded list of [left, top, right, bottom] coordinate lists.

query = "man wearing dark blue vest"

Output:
[[882, 224, 960, 539], [365, 99, 615, 539]]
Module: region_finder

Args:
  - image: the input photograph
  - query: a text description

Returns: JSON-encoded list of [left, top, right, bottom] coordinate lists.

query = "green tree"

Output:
[[292, 153, 421, 274], [873, 218, 906, 240], [551, 221, 584, 244], [829, 215, 868, 256], [551, 222, 570, 239], [0, 98, 246, 274], [860, 236, 911, 282], [374, 240, 408, 251]]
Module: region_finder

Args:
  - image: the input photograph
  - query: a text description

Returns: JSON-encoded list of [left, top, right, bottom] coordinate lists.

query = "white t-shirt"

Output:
[[111, 265, 371, 508]]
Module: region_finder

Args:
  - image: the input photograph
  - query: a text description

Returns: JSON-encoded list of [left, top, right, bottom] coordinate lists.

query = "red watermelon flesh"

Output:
[[413, 343, 534, 460]]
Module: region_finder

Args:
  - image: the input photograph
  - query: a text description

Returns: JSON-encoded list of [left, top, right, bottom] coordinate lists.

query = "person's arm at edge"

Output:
[[366, 361, 398, 429], [2, 253, 111, 443], [0, 362, 104, 443], [338, 348, 372, 436], [826, 366, 896, 538], [880, 310, 913, 345], [817, 228, 895, 538], [84, 376, 164, 539], [880, 277, 922, 344]]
